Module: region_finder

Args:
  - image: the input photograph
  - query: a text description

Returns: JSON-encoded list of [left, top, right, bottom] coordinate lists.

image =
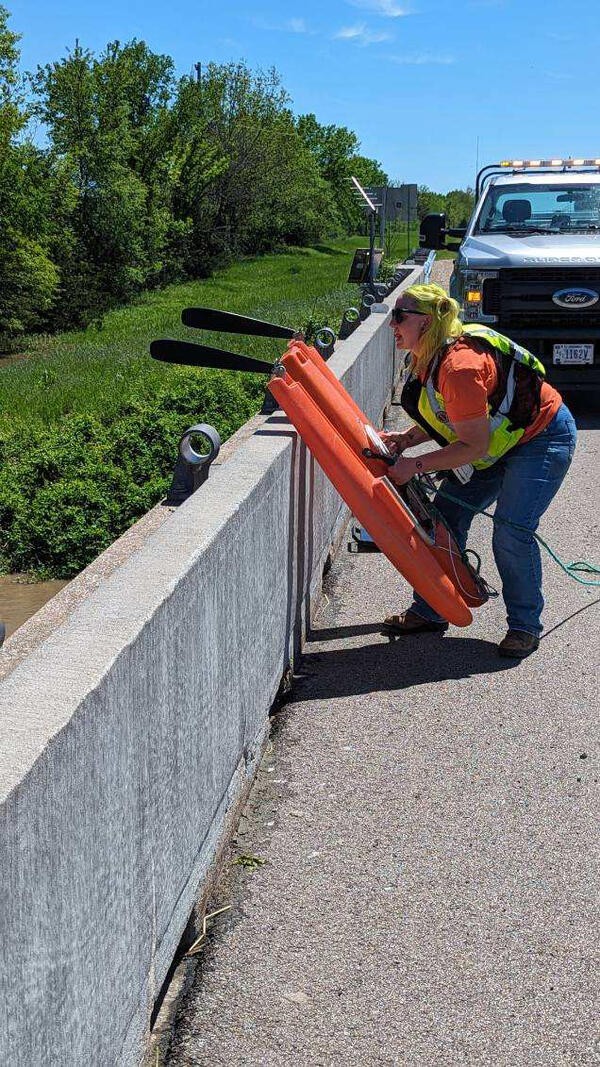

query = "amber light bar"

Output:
[[500, 158, 600, 168]]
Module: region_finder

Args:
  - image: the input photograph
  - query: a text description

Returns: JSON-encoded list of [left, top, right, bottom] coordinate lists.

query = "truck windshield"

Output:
[[475, 183, 600, 235]]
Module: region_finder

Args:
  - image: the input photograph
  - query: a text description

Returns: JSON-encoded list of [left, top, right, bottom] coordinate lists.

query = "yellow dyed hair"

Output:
[[404, 282, 463, 376]]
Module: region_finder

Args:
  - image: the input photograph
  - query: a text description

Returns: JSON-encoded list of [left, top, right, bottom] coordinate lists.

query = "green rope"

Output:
[[433, 484, 600, 588]]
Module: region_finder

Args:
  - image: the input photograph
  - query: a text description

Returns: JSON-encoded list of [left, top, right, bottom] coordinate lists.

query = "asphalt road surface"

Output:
[[165, 281, 600, 1066]]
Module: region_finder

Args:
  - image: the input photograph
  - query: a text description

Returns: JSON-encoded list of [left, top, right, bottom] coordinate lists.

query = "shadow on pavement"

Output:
[[541, 597, 600, 639], [308, 622, 387, 642], [293, 633, 519, 701]]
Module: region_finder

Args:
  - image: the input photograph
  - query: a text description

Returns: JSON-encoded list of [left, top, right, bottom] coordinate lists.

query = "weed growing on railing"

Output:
[[376, 261, 400, 284]]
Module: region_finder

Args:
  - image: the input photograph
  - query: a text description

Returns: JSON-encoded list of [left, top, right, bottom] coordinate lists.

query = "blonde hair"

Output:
[[403, 282, 463, 376]]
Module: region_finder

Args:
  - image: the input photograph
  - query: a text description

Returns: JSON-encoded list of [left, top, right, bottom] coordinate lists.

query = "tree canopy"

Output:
[[0, 7, 471, 343]]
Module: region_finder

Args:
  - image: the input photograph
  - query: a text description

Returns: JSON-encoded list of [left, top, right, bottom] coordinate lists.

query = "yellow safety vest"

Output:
[[407, 325, 546, 469]]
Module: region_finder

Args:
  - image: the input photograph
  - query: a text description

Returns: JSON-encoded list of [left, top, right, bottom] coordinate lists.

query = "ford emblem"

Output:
[[552, 287, 599, 308]]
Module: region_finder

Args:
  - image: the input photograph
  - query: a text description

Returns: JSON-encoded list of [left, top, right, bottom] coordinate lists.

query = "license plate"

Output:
[[553, 343, 594, 365]]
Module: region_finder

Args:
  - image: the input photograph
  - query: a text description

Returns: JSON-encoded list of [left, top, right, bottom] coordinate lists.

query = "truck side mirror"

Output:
[[420, 213, 447, 250]]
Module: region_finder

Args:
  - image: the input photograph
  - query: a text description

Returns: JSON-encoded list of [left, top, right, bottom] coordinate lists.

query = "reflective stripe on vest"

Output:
[[415, 326, 545, 469], [459, 324, 546, 379]]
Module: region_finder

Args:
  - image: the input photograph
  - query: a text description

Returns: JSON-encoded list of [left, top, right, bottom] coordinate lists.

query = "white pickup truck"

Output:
[[420, 158, 600, 390]]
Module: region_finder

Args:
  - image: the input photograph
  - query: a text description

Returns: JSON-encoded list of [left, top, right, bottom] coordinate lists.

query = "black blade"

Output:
[[150, 339, 271, 374], [181, 306, 294, 340]]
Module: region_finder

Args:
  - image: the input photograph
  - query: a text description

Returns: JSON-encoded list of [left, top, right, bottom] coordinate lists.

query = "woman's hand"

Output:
[[380, 431, 409, 456], [386, 416, 492, 483], [380, 425, 430, 454], [387, 455, 421, 486]]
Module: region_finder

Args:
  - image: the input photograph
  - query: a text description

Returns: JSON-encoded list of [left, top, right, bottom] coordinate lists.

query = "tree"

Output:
[[1, 18, 399, 339], [297, 114, 356, 232], [165, 63, 335, 273], [296, 115, 387, 234], [0, 1, 21, 147], [31, 38, 176, 325], [445, 187, 475, 228], [417, 185, 475, 228], [351, 154, 388, 190], [240, 110, 335, 249], [417, 185, 446, 221], [0, 6, 60, 342]]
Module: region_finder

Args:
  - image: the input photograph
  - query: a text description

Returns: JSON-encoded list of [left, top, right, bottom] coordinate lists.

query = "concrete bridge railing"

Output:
[[0, 266, 423, 1066]]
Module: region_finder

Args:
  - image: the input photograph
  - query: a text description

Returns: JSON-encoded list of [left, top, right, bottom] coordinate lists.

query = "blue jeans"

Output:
[[411, 404, 577, 635]]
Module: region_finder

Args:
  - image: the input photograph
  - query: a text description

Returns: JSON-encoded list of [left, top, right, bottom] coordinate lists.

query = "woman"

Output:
[[381, 282, 577, 658]]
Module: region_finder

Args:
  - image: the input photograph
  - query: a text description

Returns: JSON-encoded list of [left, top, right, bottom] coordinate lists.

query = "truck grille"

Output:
[[494, 310, 600, 328], [483, 269, 600, 323]]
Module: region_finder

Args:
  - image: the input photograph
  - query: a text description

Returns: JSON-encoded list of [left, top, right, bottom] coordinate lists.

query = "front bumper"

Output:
[[498, 326, 600, 389]]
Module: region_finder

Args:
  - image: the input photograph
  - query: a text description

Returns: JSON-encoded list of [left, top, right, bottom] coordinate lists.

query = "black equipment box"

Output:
[[347, 247, 384, 284]]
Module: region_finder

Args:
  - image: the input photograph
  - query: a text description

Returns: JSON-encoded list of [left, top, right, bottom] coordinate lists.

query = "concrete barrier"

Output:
[[0, 268, 422, 1066]]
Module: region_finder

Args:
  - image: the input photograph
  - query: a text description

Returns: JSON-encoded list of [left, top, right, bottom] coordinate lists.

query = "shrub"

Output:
[[0, 372, 263, 577]]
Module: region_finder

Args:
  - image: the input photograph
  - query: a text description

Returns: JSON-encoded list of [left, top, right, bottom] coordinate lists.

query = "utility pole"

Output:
[[195, 62, 202, 86], [379, 187, 386, 250], [406, 184, 414, 261]]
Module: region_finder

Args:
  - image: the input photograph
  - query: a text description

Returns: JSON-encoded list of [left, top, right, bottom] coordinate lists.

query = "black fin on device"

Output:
[[182, 307, 294, 340], [150, 339, 271, 374]]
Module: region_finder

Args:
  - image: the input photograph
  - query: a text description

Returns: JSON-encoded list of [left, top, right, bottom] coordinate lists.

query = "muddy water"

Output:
[[0, 575, 69, 641]]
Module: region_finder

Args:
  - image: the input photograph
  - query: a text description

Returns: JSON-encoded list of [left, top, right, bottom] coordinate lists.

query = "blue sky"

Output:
[[9, 0, 598, 192]]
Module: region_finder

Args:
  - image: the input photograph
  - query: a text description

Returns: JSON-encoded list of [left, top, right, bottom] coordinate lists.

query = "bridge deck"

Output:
[[165, 278, 600, 1066]]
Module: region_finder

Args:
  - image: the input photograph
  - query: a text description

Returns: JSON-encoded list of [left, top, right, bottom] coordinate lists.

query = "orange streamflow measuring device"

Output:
[[267, 340, 489, 627]]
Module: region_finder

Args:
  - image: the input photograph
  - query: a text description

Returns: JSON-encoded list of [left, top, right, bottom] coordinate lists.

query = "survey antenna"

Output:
[[350, 175, 380, 290]]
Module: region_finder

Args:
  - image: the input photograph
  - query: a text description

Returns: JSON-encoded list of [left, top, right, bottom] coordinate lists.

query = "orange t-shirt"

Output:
[[429, 340, 562, 443]]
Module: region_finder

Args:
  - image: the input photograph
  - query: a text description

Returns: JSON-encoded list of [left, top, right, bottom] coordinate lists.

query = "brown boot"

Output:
[[498, 629, 540, 658], [382, 608, 448, 636]]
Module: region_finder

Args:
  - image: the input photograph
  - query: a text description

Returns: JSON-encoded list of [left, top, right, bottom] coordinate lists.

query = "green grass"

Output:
[[0, 236, 366, 431], [0, 235, 379, 579], [381, 221, 422, 264], [380, 220, 457, 264]]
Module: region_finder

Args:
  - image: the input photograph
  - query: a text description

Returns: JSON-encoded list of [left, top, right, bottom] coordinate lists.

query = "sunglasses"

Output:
[[390, 307, 428, 324]]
